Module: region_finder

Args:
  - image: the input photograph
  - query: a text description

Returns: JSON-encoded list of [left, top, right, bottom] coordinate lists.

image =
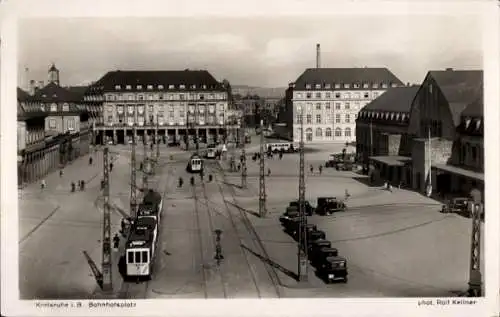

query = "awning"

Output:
[[432, 163, 484, 182], [369, 155, 412, 167]]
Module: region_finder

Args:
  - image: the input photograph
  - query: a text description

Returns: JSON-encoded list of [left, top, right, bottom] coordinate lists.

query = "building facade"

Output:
[[85, 70, 235, 145], [285, 68, 404, 143]]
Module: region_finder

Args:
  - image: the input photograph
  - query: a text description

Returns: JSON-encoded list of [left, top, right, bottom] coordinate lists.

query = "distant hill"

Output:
[[232, 85, 286, 98]]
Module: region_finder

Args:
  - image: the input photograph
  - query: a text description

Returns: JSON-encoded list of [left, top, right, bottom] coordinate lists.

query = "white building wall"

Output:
[[292, 89, 386, 143]]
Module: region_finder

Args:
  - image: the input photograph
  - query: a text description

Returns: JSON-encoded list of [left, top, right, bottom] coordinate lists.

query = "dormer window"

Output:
[[191, 84, 196, 89], [62, 103, 69, 111], [476, 119, 481, 130], [353, 83, 360, 88], [50, 103, 57, 112], [158, 85, 164, 89], [52, 94, 57, 98], [325, 84, 331, 89], [179, 84, 186, 89], [126, 85, 131, 90], [315, 84, 321, 89], [169, 85, 175, 89], [381, 83, 388, 88], [363, 83, 369, 88], [137, 85, 143, 90], [305, 84, 311, 89], [465, 118, 471, 128], [373, 83, 379, 89], [344, 84, 350, 89], [115, 85, 121, 90], [391, 83, 398, 88], [334, 84, 341, 89], [202, 85, 207, 89], [147, 85, 153, 90]]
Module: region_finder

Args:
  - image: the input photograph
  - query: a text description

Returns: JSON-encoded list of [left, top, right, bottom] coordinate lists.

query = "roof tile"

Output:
[[361, 85, 419, 113]]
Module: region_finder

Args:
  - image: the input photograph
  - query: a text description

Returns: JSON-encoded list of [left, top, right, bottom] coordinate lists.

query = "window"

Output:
[[296, 93, 303, 99], [135, 251, 141, 263], [147, 85, 153, 90], [306, 84, 311, 89], [355, 102, 360, 109], [325, 92, 331, 98], [373, 83, 379, 89], [68, 118, 75, 130], [345, 114, 350, 123], [345, 102, 350, 110], [335, 93, 341, 98], [316, 114, 321, 124], [158, 85, 164, 89], [127, 251, 134, 263], [50, 103, 57, 112], [179, 84, 185, 89], [169, 84, 175, 89], [354, 93, 360, 99], [115, 85, 121, 90], [137, 85, 143, 90], [325, 102, 331, 110], [344, 92, 351, 99], [315, 92, 321, 98], [335, 103, 341, 110], [316, 128, 322, 137], [326, 114, 332, 123], [315, 84, 321, 89], [126, 85, 131, 90], [306, 103, 312, 112], [306, 93, 312, 99], [138, 94, 144, 101], [364, 92, 369, 98], [344, 84, 350, 89], [345, 127, 351, 137], [295, 114, 302, 123], [148, 94, 154, 100], [336, 114, 341, 123], [107, 115, 113, 123], [202, 85, 207, 89], [306, 114, 312, 124], [209, 93, 215, 100], [335, 128, 342, 137], [49, 118, 56, 128], [353, 83, 360, 88], [381, 83, 388, 88], [179, 110, 185, 117], [128, 94, 134, 101], [326, 128, 332, 137], [334, 84, 341, 89], [391, 83, 398, 88], [325, 84, 331, 89], [316, 103, 321, 110], [148, 105, 154, 112], [363, 83, 369, 88], [199, 94, 205, 100], [62, 103, 69, 111], [179, 94, 185, 100]]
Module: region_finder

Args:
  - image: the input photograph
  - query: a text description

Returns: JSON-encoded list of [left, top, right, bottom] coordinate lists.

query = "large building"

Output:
[[283, 67, 404, 143], [85, 70, 235, 145]]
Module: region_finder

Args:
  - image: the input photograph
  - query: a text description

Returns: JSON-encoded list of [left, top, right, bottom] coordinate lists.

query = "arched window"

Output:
[[316, 127, 322, 137], [325, 128, 332, 137], [345, 127, 351, 137], [335, 128, 342, 137]]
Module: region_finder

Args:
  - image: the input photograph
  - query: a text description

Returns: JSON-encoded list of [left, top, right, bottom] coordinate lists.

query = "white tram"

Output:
[[125, 217, 157, 278], [186, 153, 204, 173], [206, 147, 217, 159]]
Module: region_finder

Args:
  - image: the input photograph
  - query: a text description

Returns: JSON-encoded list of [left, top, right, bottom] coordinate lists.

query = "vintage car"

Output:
[[308, 239, 332, 258], [289, 200, 314, 216], [279, 206, 300, 225], [315, 197, 347, 215], [441, 197, 470, 217], [316, 256, 348, 283], [325, 154, 343, 168], [311, 247, 339, 268]]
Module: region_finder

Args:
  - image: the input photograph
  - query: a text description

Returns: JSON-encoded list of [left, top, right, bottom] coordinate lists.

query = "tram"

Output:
[[186, 153, 204, 173]]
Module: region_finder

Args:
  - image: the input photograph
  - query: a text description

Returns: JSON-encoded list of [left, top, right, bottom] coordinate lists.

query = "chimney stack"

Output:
[[316, 43, 321, 68], [28, 80, 36, 95]]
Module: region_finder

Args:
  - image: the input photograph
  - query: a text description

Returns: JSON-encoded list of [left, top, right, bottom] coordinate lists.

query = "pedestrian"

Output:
[[279, 152, 283, 160], [178, 177, 184, 188], [310, 165, 314, 173], [59, 170, 63, 177], [113, 233, 120, 249], [237, 164, 241, 172], [89, 156, 93, 165], [71, 181, 76, 192], [80, 180, 85, 191], [319, 165, 323, 175], [140, 162, 144, 170], [345, 189, 351, 201], [388, 183, 393, 192], [200, 170, 204, 181], [41, 179, 46, 190], [190, 176, 195, 186], [267, 168, 271, 177], [208, 174, 213, 182], [120, 218, 126, 232], [110, 162, 114, 172]]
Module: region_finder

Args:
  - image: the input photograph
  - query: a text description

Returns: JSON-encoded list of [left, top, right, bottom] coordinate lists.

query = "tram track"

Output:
[[208, 161, 282, 298]]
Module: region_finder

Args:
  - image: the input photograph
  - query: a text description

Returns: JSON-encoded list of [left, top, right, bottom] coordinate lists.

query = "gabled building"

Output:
[[406, 69, 483, 199], [284, 67, 404, 143], [355, 85, 419, 184]]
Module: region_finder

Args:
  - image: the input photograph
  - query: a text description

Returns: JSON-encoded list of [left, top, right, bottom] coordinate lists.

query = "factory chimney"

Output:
[[316, 43, 321, 68]]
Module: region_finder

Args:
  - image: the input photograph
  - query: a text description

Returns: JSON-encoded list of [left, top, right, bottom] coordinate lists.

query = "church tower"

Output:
[[48, 63, 60, 85]]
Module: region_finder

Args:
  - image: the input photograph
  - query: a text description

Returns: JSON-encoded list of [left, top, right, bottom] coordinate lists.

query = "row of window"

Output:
[[105, 92, 227, 102], [296, 91, 381, 100], [298, 127, 354, 138], [107, 104, 226, 113], [295, 113, 358, 124], [304, 82, 397, 90], [107, 116, 224, 126], [47, 118, 76, 130], [25, 129, 44, 145], [115, 83, 219, 91], [296, 101, 366, 111], [460, 142, 483, 168]]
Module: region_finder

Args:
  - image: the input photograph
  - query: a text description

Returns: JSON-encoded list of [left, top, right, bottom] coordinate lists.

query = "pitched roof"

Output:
[[34, 82, 83, 103], [66, 86, 89, 101], [294, 68, 404, 90], [429, 69, 483, 125], [91, 70, 225, 93], [17, 87, 32, 101], [461, 95, 483, 118], [361, 85, 419, 113]]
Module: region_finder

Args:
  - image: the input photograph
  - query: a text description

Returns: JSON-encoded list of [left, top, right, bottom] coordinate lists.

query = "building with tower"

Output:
[[48, 63, 60, 86], [84, 69, 235, 145]]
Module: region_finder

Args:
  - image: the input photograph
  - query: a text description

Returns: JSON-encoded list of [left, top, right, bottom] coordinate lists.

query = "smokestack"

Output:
[[316, 43, 321, 68]]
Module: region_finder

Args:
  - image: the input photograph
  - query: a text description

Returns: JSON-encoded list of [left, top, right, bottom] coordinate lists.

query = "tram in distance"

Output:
[[125, 189, 163, 279], [186, 153, 204, 173]]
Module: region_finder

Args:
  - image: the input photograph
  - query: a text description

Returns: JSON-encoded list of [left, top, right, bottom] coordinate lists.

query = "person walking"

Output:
[[41, 179, 46, 190], [310, 165, 314, 174], [110, 162, 114, 172], [319, 165, 323, 175], [267, 168, 271, 177], [59, 170, 63, 177], [89, 156, 93, 165]]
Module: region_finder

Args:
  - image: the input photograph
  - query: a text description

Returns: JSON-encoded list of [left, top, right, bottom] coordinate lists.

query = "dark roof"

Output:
[[361, 85, 419, 113], [429, 69, 483, 125], [17, 88, 32, 102], [66, 86, 89, 101], [18, 111, 48, 121], [90, 70, 226, 93], [461, 96, 483, 118], [34, 82, 83, 103], [294, 68, 404, 90], [49, 64, 58, 72]]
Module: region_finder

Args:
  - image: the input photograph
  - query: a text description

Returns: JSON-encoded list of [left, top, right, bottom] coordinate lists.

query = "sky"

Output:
[[18, 15, 483, 89]]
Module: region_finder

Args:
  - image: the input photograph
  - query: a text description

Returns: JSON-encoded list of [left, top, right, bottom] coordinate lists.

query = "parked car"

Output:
[[289, 200, 314, 216], [315, 197, 347, 215], [311, 247, 339, 268], [308, 239, 332, 259], [316, 256, 348, 283], [441, 197, 469, 217]]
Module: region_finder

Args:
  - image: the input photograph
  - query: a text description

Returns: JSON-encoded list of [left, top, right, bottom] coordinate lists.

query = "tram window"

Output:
[[142, 251, 148, 263], [127, 251, 134, 263], [135, 251, 141, 263]]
